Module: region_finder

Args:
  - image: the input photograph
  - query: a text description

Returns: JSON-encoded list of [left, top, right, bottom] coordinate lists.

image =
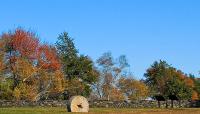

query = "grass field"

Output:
[[0, 107, 200, 114]]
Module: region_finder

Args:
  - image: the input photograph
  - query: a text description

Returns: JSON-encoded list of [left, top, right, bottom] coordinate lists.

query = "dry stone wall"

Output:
[[90, 100, 191, 108], [0, 100, 196, 108]]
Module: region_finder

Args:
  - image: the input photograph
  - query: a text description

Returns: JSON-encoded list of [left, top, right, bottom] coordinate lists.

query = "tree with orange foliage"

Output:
[[189, 74, 200, 100], [192, 91, 199, 100], [0, 39, 5, 73], [118, 77, 149, 100], [1, 29, 40, 90], [145, 60, 193, 101], [0, 28, 64, 101], [109, 87, 124, 101]]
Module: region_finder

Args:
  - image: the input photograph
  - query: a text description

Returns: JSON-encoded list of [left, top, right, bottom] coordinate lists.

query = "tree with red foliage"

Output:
[[0, 28, 64, 101]]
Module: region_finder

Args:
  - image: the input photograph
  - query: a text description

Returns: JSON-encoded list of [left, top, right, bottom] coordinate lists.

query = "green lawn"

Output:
[[0, 107, 200, 114]]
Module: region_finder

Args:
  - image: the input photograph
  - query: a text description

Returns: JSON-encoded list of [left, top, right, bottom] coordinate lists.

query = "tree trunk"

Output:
[[165, 100, 168, 108], [171, 100, 174, 108], [34, 80, 52, 101], [158, 100, 161, 108], [12, 74, 18, 90], [107, 94, 110, 101], [179, 100, 181, 108], [96, 84, 102, 99]]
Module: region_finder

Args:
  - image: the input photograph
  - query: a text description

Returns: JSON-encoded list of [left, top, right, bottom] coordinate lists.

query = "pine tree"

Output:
[[56, 32, 78, 80], [55, 32, 99, 98]]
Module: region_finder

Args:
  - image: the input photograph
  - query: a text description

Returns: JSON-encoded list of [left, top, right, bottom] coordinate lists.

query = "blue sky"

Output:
[[0, 0, 200, 79]]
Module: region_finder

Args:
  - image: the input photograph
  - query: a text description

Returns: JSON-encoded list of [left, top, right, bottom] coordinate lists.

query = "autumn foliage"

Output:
[[119, 77, 149, 100], [0, 28, 64, 101], [145, 60, 200, 101], [1, 28, 200, 103]]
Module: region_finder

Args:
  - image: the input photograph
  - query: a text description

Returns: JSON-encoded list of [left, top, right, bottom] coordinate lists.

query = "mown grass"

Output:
[[0, 107, 200, 114]]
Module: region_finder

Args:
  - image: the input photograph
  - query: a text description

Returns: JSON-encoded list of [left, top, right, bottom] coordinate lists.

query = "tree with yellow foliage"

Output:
[[0, 28, 64, 101], [118, 77, 149, 100]]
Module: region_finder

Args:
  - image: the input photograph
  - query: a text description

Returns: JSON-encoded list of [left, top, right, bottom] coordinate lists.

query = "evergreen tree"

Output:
[[55, 32, 99, 98], [56, 32, 78, 80]]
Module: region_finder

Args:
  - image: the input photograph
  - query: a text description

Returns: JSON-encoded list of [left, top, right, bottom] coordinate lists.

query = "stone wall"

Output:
[[0, 100, 196, 108], [90, 100, 191, 108], [0, 100, 67, 107]]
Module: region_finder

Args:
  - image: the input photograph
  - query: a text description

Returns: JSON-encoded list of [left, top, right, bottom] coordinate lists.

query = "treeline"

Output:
[[0, 28, 199, 102]]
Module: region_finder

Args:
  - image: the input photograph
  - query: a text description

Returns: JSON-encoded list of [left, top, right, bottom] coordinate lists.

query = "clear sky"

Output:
[[0, 0, 200, 79]]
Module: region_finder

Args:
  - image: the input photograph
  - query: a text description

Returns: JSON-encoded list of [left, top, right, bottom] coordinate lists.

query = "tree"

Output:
[[189, 74, 200, 100], [55, 32, 78, 80], [55, 32, 98, 98], [0, 28, 64, 101], [144, 60, 172, 96], [0, 38, 5, 74], [118, 77, 149, 100], [34, 44, 64, 101], [192, 91, 199, 101], [144, 60, 194, 107], [194, 79, 200, 100], [164, 75, 192, 108], [95, 52, 129, 101], [0, 38, 11, 100], [109, 87, 124, 101]]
